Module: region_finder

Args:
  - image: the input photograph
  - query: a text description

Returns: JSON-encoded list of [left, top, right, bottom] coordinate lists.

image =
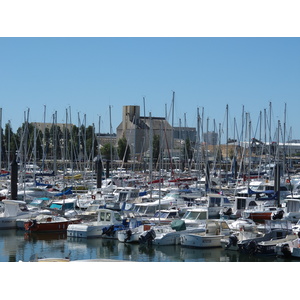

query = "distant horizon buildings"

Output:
[[29, 105, 300, 163]]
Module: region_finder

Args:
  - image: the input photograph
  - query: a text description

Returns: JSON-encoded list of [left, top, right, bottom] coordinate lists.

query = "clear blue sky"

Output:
[[0, 37, 299, 142]]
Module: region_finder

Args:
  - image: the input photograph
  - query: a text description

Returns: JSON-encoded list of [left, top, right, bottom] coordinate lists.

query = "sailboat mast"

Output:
[[0, 108, 2, 171], [109, 105, 113, 166], [42, 105, 46, 171]]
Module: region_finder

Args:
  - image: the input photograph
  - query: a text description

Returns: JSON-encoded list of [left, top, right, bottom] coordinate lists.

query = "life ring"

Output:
[[91, 195, 96, 200]]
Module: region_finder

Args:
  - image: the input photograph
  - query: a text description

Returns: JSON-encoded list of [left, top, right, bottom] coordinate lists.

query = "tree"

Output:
[[117, 135, 130, 162], [183, 138, 193, 162], [3, 123, 16, 165], [100, 143, 114, 160]]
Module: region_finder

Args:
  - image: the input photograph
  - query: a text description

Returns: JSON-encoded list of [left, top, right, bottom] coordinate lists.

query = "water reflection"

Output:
[[0, 229, 296, 262]]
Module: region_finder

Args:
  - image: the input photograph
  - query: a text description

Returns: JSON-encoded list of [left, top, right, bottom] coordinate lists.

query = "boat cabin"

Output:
[[181, 208, 208, 226], [96, 209, 122, 225]]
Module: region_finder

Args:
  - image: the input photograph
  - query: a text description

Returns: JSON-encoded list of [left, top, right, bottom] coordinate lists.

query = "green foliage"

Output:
[[117, 136, 130, 162], [183, 138, 193, 160], [101, 143, 114, 160], [0, 122, 104, 168]]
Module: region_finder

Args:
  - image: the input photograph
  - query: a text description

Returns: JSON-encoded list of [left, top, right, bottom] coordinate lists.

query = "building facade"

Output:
[[116, 105, 173, 159]]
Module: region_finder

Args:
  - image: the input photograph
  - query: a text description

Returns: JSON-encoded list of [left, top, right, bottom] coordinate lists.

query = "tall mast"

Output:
[[42, 105, 46, 171], [226, 104, 229, 185], [0, 108, 2, 171], [69, 106, 73, 173], [149, 112, 153, 198], [171, 91, 175, 162], [109, 105, 113, 166], [7, 120, 11, 171]]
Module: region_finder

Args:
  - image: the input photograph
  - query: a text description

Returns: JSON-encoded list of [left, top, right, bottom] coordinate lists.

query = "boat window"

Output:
[[168, 211, 177, 218], [197, 211, 207, 220], [236, 198, 246, 209], [183, 211, 200, 220], [220, 222, 230, 230], [118, 192, 127, 201], [154, 211, 169, 218], [147, 206, 157, 214], [209, 197, 221, 207], [89, 206, 98, 212], [131, 192, 139, 198], [223, 198, 230, 204], [139, 207, 147, 214], [100, 212, 105, 221], [115, 213, 122, 221], [106, 213, 111, 221], [248, 201, 257, 207]]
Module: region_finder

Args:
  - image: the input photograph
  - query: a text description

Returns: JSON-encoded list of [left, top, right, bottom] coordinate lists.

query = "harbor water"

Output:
[[2, 228, 298, 300], [0, 228, 297, 262]]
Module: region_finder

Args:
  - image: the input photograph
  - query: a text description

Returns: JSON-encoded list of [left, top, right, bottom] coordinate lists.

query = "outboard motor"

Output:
[[124, 229, 132, 242], [102, 225, 115, 237], [246, 240, 258, 255], [226, 234, 238, 249], [272, 210, 284, 220], [139, 228, 156, 245], [27, 219, 37, 230], [281, 243, 292, 258], [223, 207, 233, 216]]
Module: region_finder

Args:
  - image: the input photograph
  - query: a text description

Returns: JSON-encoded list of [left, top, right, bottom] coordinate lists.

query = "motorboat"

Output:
[[256, 233, 297, 256], [67, 208, 124, 238], [45, 198, 79, 218], [24, 214, 81, 232], [292, 219, 300, 234], [238, 220, 294, 255], [151, 220, 206, 246], [195, 193, 233, 219], [281, 196, 300, 222], [221, 229, 264, 251], [276, 233, 300, 258], [242, 204, 284, 223], [0, 200, 39, 229], [117, 223, 152, 243], [105, 187, 141, 211], [180, 219, 231, 248], [221, 196, 258, 219]]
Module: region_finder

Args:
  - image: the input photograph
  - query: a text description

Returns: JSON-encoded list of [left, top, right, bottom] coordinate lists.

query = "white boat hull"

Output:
[[67, 223, 119, 239], [0, 217, 16, 229], [276, 238, 300, 258], [117, 230, 141, 243], [153, 227, 206, 246], [181, 233, 224, 248]]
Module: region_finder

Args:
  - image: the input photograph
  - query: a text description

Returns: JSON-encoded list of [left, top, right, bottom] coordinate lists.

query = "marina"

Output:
[[0, 35, 299, 300], [1, 103, 300, 263]]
